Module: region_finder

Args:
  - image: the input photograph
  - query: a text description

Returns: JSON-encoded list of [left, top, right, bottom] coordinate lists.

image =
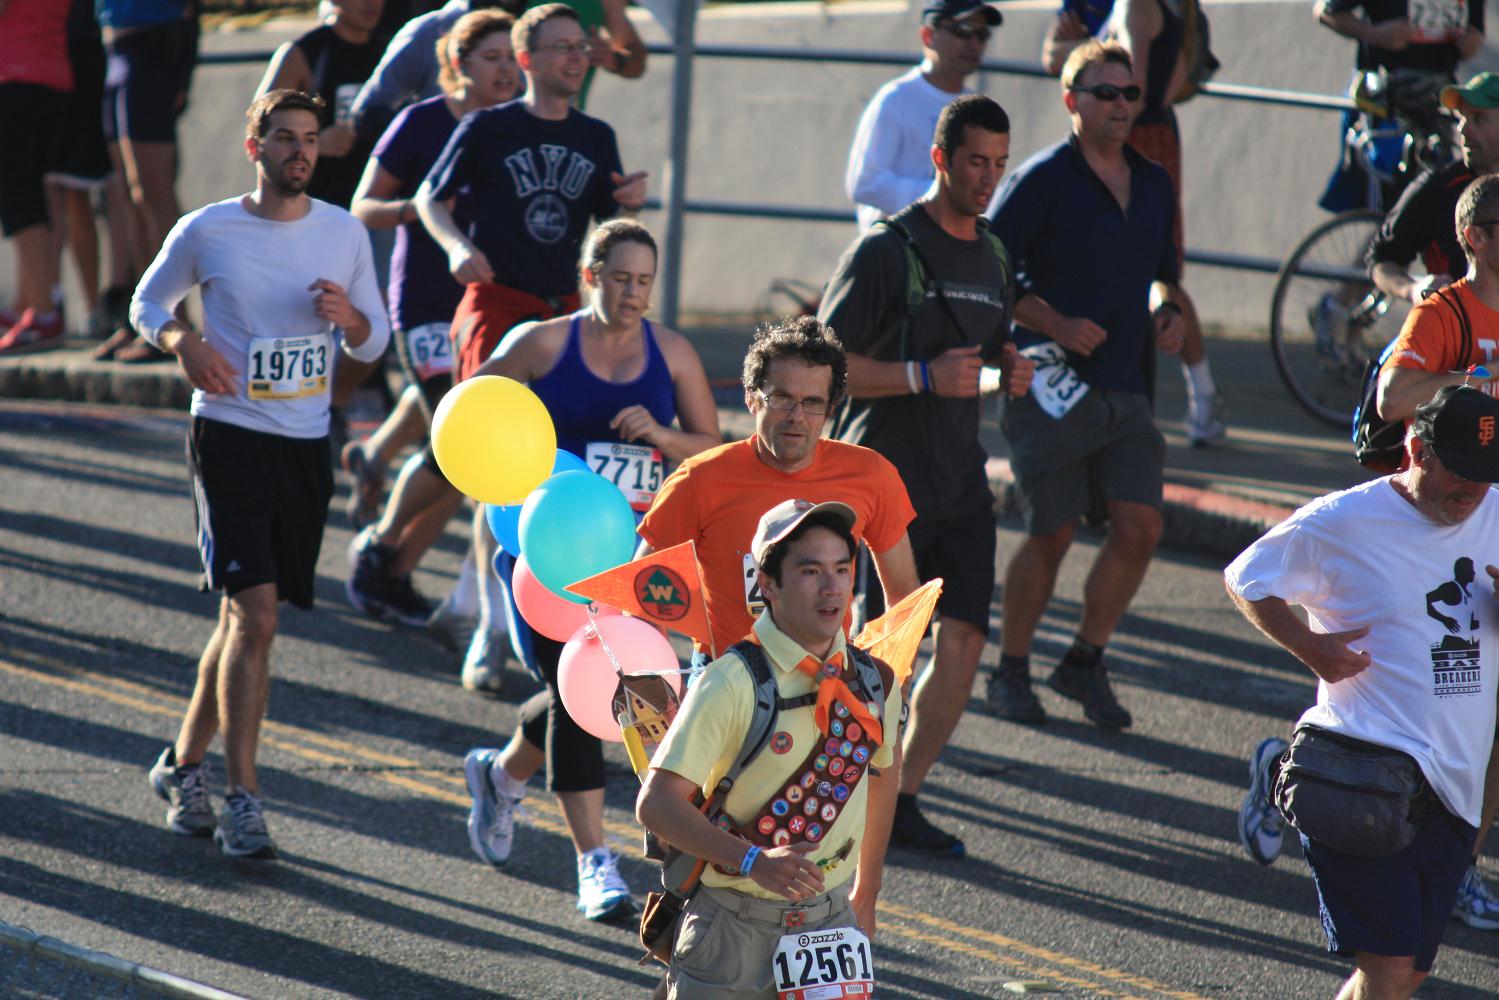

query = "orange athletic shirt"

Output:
[[1388, 279, 1499, 392], [638, 436, 917, 655]]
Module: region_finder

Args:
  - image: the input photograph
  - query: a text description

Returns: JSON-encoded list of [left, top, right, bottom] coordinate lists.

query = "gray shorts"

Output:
[[1002, 389, 1164, 537], [669, 884, 853, 1000]]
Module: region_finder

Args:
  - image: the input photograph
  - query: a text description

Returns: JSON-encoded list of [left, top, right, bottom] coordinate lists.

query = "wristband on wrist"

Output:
[[920, 361, 932, 393], [740, 844, 762, 876], [905, 360, 921, 394]]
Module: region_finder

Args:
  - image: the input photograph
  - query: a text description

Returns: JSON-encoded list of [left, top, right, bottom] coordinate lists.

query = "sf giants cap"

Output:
[[750, 499, 857, 569], [1441, 72, 1499, 110], [1413, 384, 1499, 482]]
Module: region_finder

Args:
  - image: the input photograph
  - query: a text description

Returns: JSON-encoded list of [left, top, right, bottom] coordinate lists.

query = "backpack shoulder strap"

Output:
[[872, 217, 927, 318]]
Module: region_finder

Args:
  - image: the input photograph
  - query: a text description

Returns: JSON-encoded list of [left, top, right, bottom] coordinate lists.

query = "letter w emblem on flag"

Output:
[[566, 541, 716, 657]]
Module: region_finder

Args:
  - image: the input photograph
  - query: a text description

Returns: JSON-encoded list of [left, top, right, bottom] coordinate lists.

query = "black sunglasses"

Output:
[[939, 21, 993, 42], [1070, 83, 1143, 103]]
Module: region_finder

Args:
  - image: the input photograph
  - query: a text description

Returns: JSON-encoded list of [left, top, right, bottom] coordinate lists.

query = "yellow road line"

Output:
[[1, 655, 1204, 999]]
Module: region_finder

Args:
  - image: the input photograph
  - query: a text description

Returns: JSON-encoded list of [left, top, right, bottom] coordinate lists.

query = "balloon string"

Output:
[[584, 606, 691, 680]]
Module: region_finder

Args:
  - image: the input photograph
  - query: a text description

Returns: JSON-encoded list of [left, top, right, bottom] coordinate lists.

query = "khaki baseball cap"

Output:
[[750, 499, 857, 568]]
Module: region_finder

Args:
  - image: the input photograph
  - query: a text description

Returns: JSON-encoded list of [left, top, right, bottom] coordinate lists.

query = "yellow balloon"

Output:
[[431, 375, 556, 505]]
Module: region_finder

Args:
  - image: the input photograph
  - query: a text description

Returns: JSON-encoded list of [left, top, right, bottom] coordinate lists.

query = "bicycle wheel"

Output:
[[1268, 209, 1413, 428]]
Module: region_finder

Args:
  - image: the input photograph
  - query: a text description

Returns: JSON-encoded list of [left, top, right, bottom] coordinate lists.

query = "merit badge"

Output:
[[828, 757, 846, 777], [806, 823, 824, 841], [823, 661, 840, 678], [825, 738, 841, 756], [815, 754, 830, 772], [832, 783, 849, 802], [773, 828, 791, 847], [803, 797, 820, 816], [788, 815, 807, 834], [839, 740, 854, 758], [786, 785, 804, 804], [852, 746, 870, 765], [801, 771, 817, 789], [817, 780, 833, 798], [717, 815, 733, 830], [842, 767, 861, 784], [830, 719, 845, 738], [846, 723, 863, 742], [833, 702, 849, 719], [772, 799, 790, 817], [758, 816, 777, 835], [820, 803, 838, 822], [771, 731, 793, 755]]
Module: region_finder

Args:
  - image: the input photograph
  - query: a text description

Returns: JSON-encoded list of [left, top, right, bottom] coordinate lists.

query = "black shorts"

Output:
[[0, 83, 66, 236], [862, 504, 996, 633], [49, 34, 112, 187], [102, 18, 199, 145], [187, 417, 334, 609]]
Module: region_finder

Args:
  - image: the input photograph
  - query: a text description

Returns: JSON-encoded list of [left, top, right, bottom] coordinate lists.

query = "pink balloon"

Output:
[[558, 617, 682, 742], [513, 554, 619, 642]]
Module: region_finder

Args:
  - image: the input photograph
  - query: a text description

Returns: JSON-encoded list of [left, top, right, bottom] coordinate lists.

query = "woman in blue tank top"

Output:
[[464, 219, 720, 921]]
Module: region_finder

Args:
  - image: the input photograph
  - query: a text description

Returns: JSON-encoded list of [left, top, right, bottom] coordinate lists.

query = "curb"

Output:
[[2, 347, 1294, 561]]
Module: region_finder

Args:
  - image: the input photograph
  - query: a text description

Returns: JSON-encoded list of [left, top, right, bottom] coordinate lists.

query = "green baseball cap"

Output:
[[1441, 72, 1499, 110]]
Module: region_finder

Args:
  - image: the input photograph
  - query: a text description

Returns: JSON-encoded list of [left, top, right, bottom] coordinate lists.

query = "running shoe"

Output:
[[1453, 865, 1499, 930], [890, 798, 965, 858], [214, 786, 277, 859], [1308, 292, 1345, 359], [461, 630, 507, 695], [385, 574, 434, 628], [147, 746, 215, 837], [115, 334, 170, 363], [346, 528, 398, 621], [0, 309, 64, 355], [1238, 737, 1289, 866], [427, 595, 478, 653], [1047, 659, 1133, 730], [340, 440, 386, 530], [464, 748, 523, 867], [1185, 392, 1228, 448], [577, 847, 638, 922], [984, 663, 1046, 724]]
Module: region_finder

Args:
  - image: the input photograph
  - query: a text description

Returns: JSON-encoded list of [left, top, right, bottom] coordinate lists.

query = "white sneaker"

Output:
[[427, 595, 478, 653], [214, 786, 277, 860], [463, 748, 522, 867], [576, 847, 638, 922], [147, 746, 215, 837], [1186, 392, 1228, 448], [461, 631, 507, 695], [1238, 737, 1288, 866], [1453, 865, 1499, 931]]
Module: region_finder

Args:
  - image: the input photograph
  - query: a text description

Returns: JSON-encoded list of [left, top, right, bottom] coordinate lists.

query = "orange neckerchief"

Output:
[[794, 651, 884, 747]]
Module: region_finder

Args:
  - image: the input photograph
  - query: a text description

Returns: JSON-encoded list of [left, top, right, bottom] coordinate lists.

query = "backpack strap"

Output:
[[1436, 285, 1474, 367], [871, 216, 1012, 359]]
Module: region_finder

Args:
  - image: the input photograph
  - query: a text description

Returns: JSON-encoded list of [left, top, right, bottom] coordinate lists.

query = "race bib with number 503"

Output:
[[1021, 341, 1088, 419], [585, 441, 664, 512], [772, 925, 874, 1000], [247, 334, 331, 401]]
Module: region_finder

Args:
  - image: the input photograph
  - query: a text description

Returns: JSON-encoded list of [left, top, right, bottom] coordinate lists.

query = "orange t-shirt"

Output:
[[1388, 280, 1499, 394], [638, 437, 917, 655]]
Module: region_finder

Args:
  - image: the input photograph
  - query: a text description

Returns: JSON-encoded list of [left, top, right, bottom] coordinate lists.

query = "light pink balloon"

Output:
[[513, 554, 619, 642], [557, 617, 682, 742]]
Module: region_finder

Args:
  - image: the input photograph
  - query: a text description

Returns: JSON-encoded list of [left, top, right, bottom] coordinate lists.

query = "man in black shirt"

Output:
[[819, 94, 1032, 858], [1317, 0, 1482, 77], [1370, 72, 1499, 304]]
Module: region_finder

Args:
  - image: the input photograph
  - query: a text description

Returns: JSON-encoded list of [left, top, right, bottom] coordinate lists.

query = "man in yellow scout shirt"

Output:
[[636, 499, 904, 999]]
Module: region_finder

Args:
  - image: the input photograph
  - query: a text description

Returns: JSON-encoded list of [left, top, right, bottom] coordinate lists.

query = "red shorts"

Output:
[[1127, 119, 1184, 273], [450, 282, 580, 382]]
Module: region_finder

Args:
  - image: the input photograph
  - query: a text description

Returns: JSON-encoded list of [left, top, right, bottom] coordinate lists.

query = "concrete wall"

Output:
[[12, 0, 1499, 334]]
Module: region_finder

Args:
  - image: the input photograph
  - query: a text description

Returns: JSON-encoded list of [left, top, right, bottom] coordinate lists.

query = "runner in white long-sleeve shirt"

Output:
[[131, 89, 390, 860]]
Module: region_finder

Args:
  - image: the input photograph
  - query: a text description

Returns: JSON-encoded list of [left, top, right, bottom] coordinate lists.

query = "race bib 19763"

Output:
[[247, 334, 330, 401], [772, 925, 874, 1000]]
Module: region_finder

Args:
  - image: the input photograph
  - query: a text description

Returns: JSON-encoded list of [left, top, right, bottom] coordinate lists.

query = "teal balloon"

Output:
[[485, 450, 590, 554], [519, 470, 636, 604]]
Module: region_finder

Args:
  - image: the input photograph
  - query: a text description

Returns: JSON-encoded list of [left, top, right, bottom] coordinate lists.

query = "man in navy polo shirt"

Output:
[[985, 39, 1182, 731]]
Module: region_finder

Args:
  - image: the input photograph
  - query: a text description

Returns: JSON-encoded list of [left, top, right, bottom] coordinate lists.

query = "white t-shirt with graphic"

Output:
[[1225, 477, 1499, 826]]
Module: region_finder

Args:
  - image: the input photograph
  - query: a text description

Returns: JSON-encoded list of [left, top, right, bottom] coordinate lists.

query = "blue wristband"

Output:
[[740, 845, 762, 876], [920, 362, 931, 393]]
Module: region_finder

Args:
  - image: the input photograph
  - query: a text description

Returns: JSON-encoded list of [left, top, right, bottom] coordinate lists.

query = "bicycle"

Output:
[[1268, 71, 1454, 428]]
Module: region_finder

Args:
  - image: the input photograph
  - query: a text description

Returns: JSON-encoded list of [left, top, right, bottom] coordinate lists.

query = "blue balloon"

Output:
[[485, 450, 590, 554], [519, 470, 636, 603]]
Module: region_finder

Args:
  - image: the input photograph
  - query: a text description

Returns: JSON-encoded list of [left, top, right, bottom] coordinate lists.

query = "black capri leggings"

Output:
[[518, 633, 606, 794]]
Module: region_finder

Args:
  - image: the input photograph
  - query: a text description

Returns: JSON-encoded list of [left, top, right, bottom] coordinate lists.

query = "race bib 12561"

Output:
[[772, 925, 874, 1000]]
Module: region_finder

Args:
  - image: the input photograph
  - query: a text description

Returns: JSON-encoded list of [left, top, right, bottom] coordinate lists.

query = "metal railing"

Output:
[[199, 37, 1349, 317], [0, 921, 249, 1000]]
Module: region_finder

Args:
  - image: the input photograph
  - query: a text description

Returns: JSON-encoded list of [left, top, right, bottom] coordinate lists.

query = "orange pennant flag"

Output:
[[851, 578, 943, 686], [565, 541, 717, 657]]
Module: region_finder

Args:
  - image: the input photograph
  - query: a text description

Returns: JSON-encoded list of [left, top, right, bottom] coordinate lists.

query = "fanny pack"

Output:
[[1274, 725, 1431, 858]]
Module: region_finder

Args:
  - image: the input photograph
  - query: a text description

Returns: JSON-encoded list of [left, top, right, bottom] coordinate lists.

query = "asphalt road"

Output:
[[1, 399, 1496, 999]]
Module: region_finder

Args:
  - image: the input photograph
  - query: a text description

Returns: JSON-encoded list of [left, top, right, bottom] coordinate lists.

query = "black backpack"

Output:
[[1352, 286, 1471, 472]]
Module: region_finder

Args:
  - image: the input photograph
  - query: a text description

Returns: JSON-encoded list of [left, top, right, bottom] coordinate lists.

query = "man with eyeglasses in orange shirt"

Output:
[[846, 0, 1002, 233]]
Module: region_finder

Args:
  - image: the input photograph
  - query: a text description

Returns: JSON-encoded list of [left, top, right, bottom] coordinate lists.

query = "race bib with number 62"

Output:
[[404, 322, 453, 382], [585, 441, 664, 512], [772, 925, 874, 1000], [247, 334, 330, 401]]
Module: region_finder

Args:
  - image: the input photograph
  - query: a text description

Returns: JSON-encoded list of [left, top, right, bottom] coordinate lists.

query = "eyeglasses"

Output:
[[533, 41, 589, 56], [755, 389, 830, 416], [939, 21, 992, 42], [1069, 83, 1143, 103]]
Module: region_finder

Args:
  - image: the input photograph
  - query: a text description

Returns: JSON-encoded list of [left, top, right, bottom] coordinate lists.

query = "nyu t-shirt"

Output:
[[424, 100, 623, 298], [371, 96, 463, 330], [1225, 477, 1499, 825]]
